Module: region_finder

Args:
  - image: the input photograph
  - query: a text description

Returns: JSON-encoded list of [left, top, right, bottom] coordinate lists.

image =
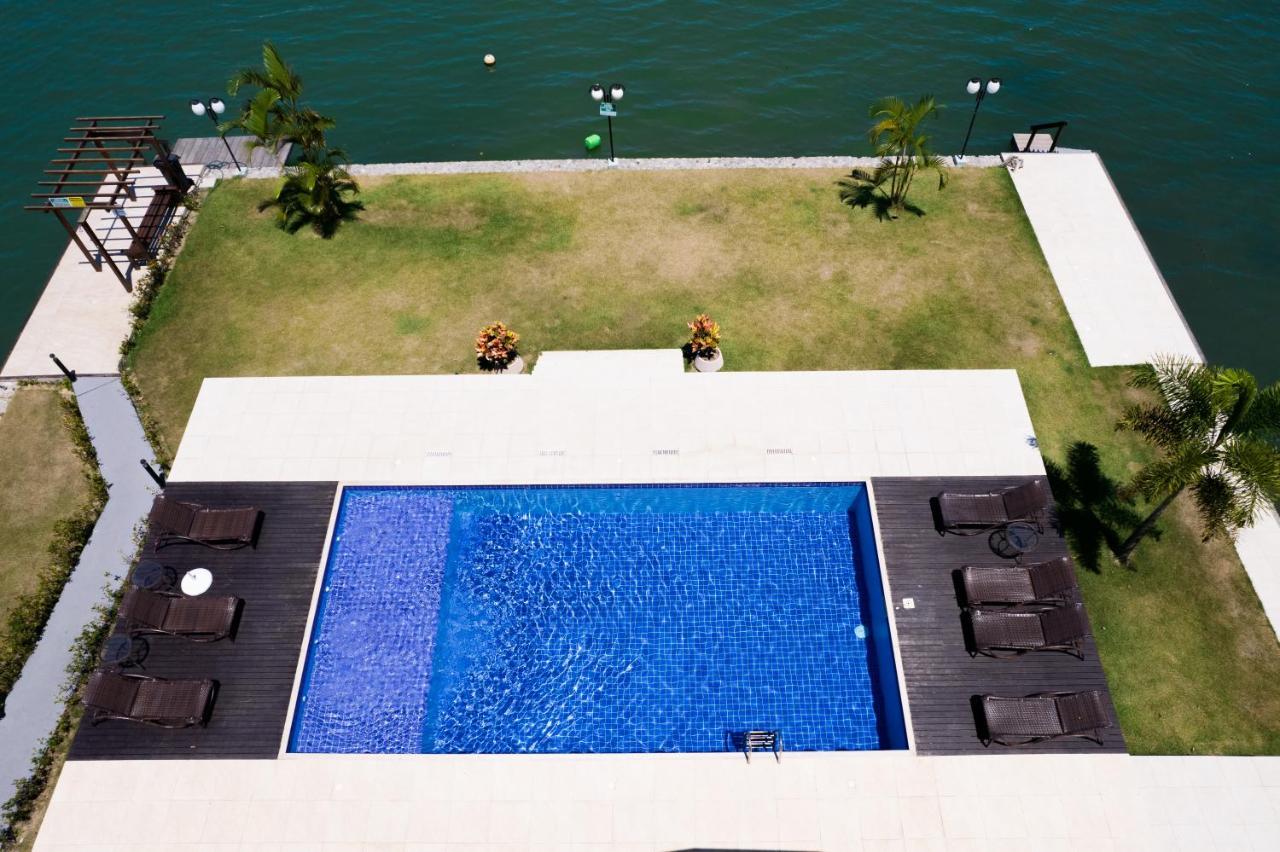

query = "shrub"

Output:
[[687, 313, 722, 357], [475, 322, 520, 370]]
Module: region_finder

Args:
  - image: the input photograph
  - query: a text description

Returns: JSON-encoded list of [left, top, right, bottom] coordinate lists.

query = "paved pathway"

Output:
[[0, 377, 156, 815], [1006, 151, 1203, 367]]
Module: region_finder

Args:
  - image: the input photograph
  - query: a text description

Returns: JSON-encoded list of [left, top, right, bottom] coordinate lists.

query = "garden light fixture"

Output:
[[589, 81, 626, 163], [957, 77, 1002, 162], [190, 96, 241, 170]]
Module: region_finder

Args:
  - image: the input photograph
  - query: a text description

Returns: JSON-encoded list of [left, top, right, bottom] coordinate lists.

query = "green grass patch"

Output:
[[127, 167, 1280, 754], [0, 385, 104, 716]]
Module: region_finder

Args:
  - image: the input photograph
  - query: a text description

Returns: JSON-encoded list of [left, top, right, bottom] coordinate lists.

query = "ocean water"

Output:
[[3, 1, 1276, 379], [288, 484, 905, 754]]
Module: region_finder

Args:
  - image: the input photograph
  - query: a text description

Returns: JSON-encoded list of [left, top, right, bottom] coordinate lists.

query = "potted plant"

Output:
[[475, 321, 523, 374], [687, 313, 723, 373]]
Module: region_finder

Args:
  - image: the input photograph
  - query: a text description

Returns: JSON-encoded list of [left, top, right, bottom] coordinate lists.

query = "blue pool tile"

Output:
[[289, 484, 904, 754]]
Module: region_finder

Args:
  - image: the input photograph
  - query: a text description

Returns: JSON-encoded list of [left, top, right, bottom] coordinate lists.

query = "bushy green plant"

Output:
[[226, 42, 334, 156], [259, 148, 363, 238], [1116, 356, 1280, 562], [838, 95, 949, 219]]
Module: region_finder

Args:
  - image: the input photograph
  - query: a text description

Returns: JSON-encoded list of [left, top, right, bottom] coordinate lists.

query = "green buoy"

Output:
[[584, 133, 602, 151]]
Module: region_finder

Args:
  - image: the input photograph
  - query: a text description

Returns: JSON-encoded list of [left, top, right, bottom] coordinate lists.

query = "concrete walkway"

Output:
[[0, 167, 201, 380], [1006, 151, 1203, 367], [0, 377, 156, 814]]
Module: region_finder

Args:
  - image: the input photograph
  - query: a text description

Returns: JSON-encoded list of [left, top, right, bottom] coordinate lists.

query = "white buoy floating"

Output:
[[483, 54, 496, 67]]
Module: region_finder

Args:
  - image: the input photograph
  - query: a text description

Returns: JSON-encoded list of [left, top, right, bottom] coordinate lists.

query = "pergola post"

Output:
[[26, 115, 165, 294], [78, 219, 130, 291], [52, 208, 100, 271]]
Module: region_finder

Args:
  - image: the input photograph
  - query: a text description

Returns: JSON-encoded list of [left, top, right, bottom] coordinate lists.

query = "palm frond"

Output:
[[1129, 443, 1213, 501], [1237, 382, 1280, 439]]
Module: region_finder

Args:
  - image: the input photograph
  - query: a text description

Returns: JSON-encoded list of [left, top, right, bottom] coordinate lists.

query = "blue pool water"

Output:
[[288, 484, 906, 754]]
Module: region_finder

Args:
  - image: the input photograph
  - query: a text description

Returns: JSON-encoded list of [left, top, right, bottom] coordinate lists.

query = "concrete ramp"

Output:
[[1007, 152, 1202, 367]]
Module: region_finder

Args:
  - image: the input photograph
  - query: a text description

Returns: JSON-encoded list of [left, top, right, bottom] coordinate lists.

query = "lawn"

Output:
[[0, 386, 92, 633], [128, 167, 1280, 754]]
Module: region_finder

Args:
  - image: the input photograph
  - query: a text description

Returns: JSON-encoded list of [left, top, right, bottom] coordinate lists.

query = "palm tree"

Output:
[[258, 148, 363, 238], [1116, 356, 1280, 562], [227, 42, 334, 155], [838, 95, 949, 219]]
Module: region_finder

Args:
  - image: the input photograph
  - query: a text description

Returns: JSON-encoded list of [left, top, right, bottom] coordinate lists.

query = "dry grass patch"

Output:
[[0, 386, 91, 627]]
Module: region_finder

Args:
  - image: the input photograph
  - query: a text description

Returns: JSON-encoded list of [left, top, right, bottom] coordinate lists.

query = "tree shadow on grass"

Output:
[[1044, 441, 1146, 573], [836, 182, 926, 221]]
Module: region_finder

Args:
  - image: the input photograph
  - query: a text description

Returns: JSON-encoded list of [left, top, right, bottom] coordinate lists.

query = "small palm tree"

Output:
[[1116, 356, 1280, 562], [227, 42, 334, 155], [838, 95, 949, 219], [258, 148, 363, 238]]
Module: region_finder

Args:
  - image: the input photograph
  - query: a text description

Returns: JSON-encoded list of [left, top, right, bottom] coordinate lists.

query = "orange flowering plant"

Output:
[[687, 313, 721, 357], [475, 321, 520, 369]]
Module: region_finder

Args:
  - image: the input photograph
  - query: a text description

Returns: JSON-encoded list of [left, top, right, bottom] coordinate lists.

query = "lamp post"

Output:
[[189, 97, 242, 170], [956, 77, 1002, 163], [589, 82, 625, 163]]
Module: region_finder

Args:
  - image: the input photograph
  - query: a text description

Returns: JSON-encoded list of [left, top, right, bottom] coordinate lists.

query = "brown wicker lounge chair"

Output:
[[966, 603, 1090, 659], [84, 670, 217, 728], [936, 479, 1049, 535], [150, 496, 261, 549], [120, 587, 242, 642], [961, 557, 1078, 606], [978, 690, 1113, 746]]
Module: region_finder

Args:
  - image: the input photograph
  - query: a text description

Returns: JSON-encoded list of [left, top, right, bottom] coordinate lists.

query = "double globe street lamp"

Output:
[[589, 82, 625, 163], [956, 77, 1001, 163], [189, 97, 242, 170]]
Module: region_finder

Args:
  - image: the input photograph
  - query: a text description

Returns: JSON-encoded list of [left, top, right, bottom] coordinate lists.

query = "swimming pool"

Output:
[[288, 483, 906, 754]]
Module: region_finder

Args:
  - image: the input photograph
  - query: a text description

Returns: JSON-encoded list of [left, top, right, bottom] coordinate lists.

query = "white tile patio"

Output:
[[169, 356, 1045, 484], [33, 752, 1280, 850], [1006, 152, 1203, 368]]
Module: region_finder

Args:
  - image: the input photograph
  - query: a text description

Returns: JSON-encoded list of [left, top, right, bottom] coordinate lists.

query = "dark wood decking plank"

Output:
[[69, 481, 337, 761], [870, 476, 1126, 756]]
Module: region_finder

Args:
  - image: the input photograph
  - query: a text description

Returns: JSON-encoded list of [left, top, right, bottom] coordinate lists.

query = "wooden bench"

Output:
[[127, 186, 181, 263]]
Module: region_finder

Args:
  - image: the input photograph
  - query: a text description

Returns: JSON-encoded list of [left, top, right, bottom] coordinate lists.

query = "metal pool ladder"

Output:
[[743, 730, 782, 763]]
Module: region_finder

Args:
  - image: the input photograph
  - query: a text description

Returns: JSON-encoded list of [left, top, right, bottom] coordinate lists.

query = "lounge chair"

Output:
[[83, 670, 217, 728], [120, 587, 242, 642], [966, 603, 1090, 659], [936, 479, 1049, 535], [150, 496, 261, 549], [961, 557, 1078, 606], [977, 690, 1114, 746]]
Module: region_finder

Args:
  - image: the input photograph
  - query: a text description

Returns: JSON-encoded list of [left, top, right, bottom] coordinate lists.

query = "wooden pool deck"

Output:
[[871, 476, 1126, 755], [67, 475, 1122, 760], [68, 481, 336, 760]]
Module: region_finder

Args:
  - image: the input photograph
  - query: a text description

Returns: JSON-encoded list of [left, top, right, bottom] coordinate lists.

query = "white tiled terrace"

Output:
[[35, 353, 1280, 850], [169, 353, 1044, 484], [37, 752, 1280, 850]]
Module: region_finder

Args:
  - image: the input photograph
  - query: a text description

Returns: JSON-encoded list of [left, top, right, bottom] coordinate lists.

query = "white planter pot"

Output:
[[693, 350, 724, 373]]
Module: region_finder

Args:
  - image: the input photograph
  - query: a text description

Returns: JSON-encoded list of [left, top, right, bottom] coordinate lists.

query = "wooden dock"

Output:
[[871, 476, 1126, 755], [69, 481, 336, 760], [171, 136, 291, 169]]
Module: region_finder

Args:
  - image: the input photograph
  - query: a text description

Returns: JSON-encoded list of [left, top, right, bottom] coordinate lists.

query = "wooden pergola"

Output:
[[24, 116, 172, 290]]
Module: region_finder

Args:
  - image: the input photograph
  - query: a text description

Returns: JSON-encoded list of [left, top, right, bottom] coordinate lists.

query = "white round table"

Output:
[[180, 567, 213, 596]]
